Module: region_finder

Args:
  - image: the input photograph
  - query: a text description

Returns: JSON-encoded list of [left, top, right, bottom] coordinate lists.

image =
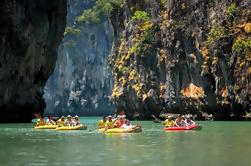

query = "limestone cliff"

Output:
[[0, 0, 67, 122], [109, 0, 251, 120], [44, 0, 114, 116]]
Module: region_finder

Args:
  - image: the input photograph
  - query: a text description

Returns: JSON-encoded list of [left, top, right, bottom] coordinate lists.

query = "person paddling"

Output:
[[98, 116, 107, 129]]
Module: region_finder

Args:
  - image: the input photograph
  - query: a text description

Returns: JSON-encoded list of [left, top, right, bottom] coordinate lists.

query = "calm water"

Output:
[[0, 117, 251, 166]]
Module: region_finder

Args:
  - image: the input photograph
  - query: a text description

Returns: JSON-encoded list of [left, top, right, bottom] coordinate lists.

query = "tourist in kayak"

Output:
[[120, 120, 142, 130], [73, 115, 81, 126], [57, 116, 65, 127], [115, 115, 125, 128], [163, 116, 175, 127], [175, 115, 186, 127], [105, 115, 115, 129], [98, 116, 107, 129], [65, 115, 73, 126], [36, 115, 46, 127], [120, 119, 133, 129], [46, 116, 56, 125], [184, 116, 196, 126]]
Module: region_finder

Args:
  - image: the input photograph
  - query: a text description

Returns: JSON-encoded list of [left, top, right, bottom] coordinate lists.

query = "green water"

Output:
[[0, 117, 251, 166]]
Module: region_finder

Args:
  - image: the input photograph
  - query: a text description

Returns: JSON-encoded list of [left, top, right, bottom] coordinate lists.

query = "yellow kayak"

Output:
[[56, 125, 87, 130], [98, 127, 142, 133], [34, 125, 58, 129]]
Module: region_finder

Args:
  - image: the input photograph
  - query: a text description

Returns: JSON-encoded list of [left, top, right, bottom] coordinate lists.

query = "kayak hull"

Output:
[[163, 124, 200, 131], [34, 125, 58, 129], [56, 125, 87, 130], [99, 127, 142, 133]]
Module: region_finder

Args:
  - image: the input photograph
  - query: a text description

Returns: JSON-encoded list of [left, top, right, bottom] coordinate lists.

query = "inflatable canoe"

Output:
[[34, 125, 58, 129], [56, 125, 87, 130], [163, 124, 200, 131], [98, 127, 142, 133]]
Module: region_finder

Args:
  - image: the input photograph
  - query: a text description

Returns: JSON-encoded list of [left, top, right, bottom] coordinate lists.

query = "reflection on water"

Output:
[[0, 118, 251, 166]]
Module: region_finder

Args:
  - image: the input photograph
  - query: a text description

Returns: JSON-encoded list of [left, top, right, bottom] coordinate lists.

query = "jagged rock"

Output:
[[44, 0, 114, 116], [109, 0, 251, 120]]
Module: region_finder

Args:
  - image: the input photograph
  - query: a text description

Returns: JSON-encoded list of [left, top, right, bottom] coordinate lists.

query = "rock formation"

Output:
[[44, 0, 114, 116], [109, 0, 251, 120], [0, 0, 67, 122]]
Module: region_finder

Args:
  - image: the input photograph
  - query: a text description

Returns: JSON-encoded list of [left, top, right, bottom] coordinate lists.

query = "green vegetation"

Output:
[[232, 37, 251, 56], [160, 0, 167, 7], [64, 27, 81, 36], [119, 66, 129, 74], [207, 25, 226, 45], [132, 11, 150, 21], [77, 9, 100, 23], [77, 0, 123, 23], [128, 45, 140, 55], [227, 3, 237, 15]]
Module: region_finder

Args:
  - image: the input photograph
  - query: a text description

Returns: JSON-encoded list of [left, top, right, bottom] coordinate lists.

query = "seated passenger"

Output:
[[184, 116, 196, 126], [105, 115, 115, 129], [36, 116, 46, 127], [57, 116, 65, 127], [73, 115, 80, 126], [120, 120, 133, 129], [46, 116, 56, 125], [163, 116, 175, 127], [98, 116, 107, 129], [65, 115, 72, 126], [115, 115, 125, 128], [175, 115, 186, 127], [121, 120, 141, 130]]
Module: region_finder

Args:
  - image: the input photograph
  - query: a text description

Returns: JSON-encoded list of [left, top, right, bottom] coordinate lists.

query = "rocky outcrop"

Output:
[[44, 0, 114, 116], [109, 0, 251, 120], [0, 0, 67, 122]]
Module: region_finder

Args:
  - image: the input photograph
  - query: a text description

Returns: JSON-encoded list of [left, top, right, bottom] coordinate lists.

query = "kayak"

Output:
[[163, 124, 200, 131], [34, 125, 58, 129], [98, 127, 142, 133], [56, 125, 87, 130]]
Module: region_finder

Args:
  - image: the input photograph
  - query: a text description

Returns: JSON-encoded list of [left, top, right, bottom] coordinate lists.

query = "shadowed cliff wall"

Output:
[[0, 0, 67, 122]]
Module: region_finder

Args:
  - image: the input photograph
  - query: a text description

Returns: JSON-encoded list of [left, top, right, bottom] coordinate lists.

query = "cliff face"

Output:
[[44, 0, 114, 116], [0, 0, 67, 122], [109, 0, 251, 120]]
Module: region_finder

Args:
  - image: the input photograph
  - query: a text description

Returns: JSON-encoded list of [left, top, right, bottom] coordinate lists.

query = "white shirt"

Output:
[[120, 124, 133, 129]]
